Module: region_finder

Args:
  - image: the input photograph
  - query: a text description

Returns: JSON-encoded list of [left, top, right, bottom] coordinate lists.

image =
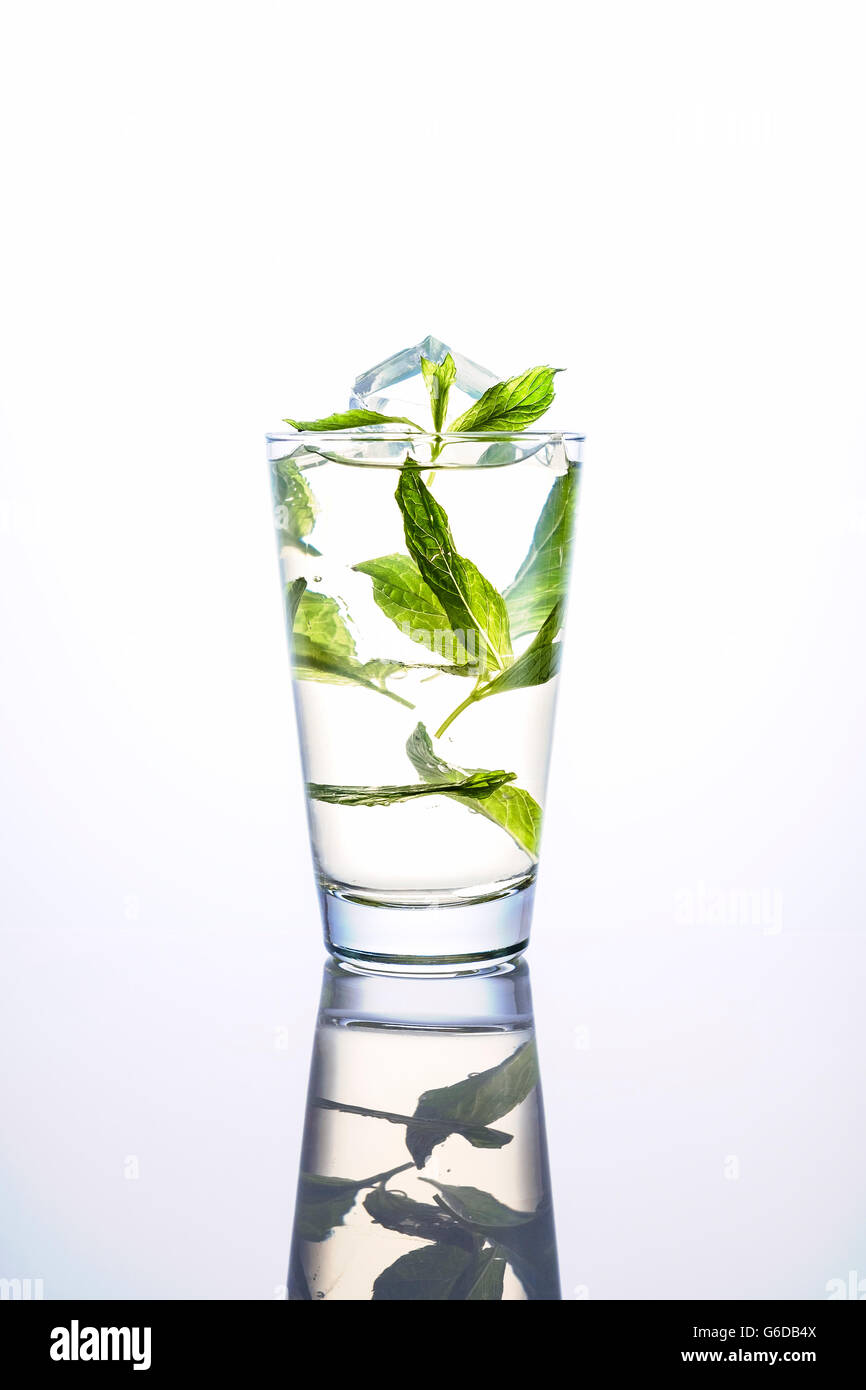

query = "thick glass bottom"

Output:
[[318, 872, 537, 974]]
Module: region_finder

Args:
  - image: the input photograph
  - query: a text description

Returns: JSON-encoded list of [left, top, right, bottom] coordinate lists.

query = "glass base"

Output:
[[319, 874, 536, 974]]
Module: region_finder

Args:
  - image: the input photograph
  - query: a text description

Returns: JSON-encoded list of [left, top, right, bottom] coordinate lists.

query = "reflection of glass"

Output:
[[289, 958, 559, 1300]]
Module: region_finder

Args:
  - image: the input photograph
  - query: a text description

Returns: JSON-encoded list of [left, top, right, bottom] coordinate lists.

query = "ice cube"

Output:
[[349, 334, 499, 425]]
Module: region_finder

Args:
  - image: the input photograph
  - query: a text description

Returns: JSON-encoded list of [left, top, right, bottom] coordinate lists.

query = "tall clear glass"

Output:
[[267, 429, 583, 969], [289, 958, 559, 1301]]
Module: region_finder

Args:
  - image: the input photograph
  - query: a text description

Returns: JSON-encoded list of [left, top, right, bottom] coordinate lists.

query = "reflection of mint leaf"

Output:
[[420, 1180, 538, 1228], [504, 471, 578, 637], [424, 1183, 560, 1301], [307, 767, 515, 808], [372, 1244, 474, 1301], [273, 455, 320, 554], [406, 723, 542, 860], [447, 366, 561, 433], [421, 353, 457, 433], [371, 1237, 507, 1301], [396, 467, 511, 674], [294, 1160, 414, 1244], [311, 1097, 512, 1149], [464, 1248, 507, 1300], [294, 1173, 364, 1243], [363, 1187, 474, 1250], [405, 1038, 539, 1168], [284, 409, 423, 431]]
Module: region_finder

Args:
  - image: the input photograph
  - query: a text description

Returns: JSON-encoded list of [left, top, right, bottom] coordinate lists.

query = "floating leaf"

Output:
[[447, 366, 561, 433], [284, 409, 423, 431]]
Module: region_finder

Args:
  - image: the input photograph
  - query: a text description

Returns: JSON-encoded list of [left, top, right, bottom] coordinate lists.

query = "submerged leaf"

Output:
[[285, 576, 308, 627], [289, 588, 414, 708], [307, 767, 515, 808], [406, 723, 542, 860], [353, 553, 470, 665], [396, 467, 511, 674], [504, 470, 578, 637], [474, 602, 564, 702], [273, 456, 319, 553]]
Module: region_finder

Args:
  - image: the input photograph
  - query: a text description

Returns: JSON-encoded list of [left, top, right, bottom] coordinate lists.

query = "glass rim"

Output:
[[266, 428, 585, 445]]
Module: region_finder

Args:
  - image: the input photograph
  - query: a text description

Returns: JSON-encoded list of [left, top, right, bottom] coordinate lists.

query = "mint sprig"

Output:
[[283, 356, 563, 436], [284, 408, 424, 431], [447, 365, 561, 433], [421, 353, 457, 433]]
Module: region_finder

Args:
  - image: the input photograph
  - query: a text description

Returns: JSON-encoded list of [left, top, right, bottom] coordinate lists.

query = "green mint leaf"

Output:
[[273, 456, 320, 553], [406, 722, 542, 860], [283, 408, 424, 431], [307, 767, 516, 808], [363, 1187, 475, 1251], [372, 1243, 474, 1301], [475, 601, 564, 701], [447, 365, 561, 433], [420, 353, 457, 433], [419, 1180, 539, 1228], [293, 1173, 365, 1243], [294, 589, 356, 660], [396, 466, 512, 673], [404, 1038, 539, 1168], [353, 553, 474, 667], [504, 470, 579, 637]]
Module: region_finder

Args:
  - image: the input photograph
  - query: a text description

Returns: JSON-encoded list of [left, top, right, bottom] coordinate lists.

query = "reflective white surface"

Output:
[[2, 0, 866, 1302]]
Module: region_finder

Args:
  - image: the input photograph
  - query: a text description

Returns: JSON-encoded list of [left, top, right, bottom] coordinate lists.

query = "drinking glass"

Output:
[[268, 427, 582, 970]]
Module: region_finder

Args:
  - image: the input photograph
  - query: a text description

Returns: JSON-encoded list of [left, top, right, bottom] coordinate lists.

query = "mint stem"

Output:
[[435, 683, 483, 737]]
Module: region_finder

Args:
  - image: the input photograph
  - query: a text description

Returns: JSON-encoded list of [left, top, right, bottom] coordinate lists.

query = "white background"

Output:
[[1, 0, 864, 1299]]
